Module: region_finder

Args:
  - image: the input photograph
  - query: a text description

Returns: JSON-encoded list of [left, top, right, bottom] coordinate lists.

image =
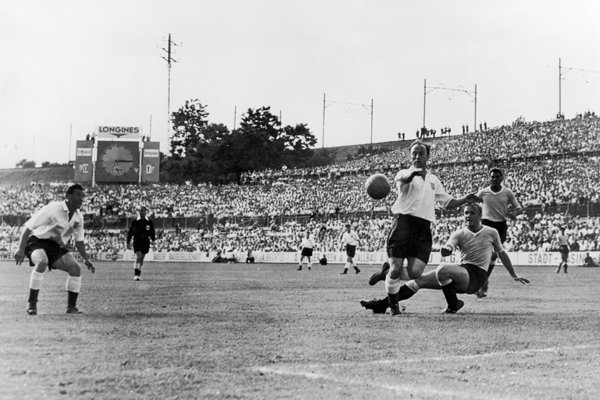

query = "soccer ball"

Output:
[[365, 173, 391, 200]]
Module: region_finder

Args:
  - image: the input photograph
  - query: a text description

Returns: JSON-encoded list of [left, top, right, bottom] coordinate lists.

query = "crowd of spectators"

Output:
[[2, 210, 598, 256], [1, 154, 598, 219], [1, 114, 599, 255]]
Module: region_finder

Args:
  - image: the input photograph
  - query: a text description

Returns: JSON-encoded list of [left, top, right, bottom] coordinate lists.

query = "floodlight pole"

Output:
[[370, 98, 374, 145], [162, 34, 178, 138], [423, 79, 477, 133], [474, 84, 477, 133], [558, 58, 600, 118], [559, 58, 562, 117], [322, 93, 326, 148], [322, 94, 374, 147]]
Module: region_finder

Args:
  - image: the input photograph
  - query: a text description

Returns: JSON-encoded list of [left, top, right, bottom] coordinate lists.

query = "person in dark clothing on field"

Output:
[[126, 206, 155, 281]]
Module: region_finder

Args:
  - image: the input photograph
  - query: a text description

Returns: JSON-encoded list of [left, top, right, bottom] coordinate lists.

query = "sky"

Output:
[[1, 0, 599, 169]]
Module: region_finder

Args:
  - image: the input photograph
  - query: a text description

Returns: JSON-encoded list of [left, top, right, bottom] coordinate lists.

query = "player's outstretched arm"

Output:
[[498, 250, 529, 284], [446, 193, 482, 209]]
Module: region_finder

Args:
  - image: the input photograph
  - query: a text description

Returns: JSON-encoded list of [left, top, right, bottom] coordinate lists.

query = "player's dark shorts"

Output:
[[386, 214, 432, 263], [456, 264, 489, 295], [24, 236, 69, 270], [133, 240, 150, 254], [482, 219, 508, 243], [345, 245, 357, 258], [559, 245, 569, 261], [301, 248, 313, 257]]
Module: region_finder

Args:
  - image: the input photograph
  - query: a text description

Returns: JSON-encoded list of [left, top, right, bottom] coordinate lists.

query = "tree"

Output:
[[219, 107, 318, 182], [41, 161, 69, 168], [160, 102, 321, 184], [280, 123, 317, 167], [16, 159, 36, 169], [224, 107, 283, 180], [162, 122, 231, 184], [169, 99, 210, 158]]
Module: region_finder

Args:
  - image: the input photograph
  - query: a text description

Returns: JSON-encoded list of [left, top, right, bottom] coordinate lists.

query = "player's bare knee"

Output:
[[65, 259, 82, 277], [31, 250, 49, 272], [389, 264, 403, 279], [435, 264, 450, 281], [407, 270, 420, 280]]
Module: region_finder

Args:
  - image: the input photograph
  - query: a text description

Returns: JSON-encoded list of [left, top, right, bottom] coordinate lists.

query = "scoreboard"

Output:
[[74, 126, 160, 184]]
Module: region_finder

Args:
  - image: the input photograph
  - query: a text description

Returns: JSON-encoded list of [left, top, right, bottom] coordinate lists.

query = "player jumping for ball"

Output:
[[366, 140, 480, 315]]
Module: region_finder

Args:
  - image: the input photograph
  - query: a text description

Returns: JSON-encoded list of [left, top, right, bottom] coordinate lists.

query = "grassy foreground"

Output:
[[1, 261, 599, 399]]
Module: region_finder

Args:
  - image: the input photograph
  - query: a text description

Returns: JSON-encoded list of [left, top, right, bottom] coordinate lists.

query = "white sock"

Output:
[[66, 275, 82, 293], [406, 280, 420, 293], [30, 270, 44, 290], [385, 275, 401, 294]]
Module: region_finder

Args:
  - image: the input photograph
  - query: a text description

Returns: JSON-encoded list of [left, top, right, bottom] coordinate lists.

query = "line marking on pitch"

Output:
[[256, 367, 504, 400], [255, 343, 600, 398], [323, 342, 600, 368]]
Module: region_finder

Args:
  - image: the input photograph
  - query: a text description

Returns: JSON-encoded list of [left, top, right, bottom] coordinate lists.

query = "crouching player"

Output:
[[14, 184, 95, 315], [360, 203, 529, 314]]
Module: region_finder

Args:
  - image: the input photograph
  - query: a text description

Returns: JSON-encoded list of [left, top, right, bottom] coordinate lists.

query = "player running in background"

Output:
[[556, 227, 570, 273], [340, 223, 361, 274], [369, 140, 480, 315], [297, 230, 315, 271], [475, 167, 522, 298], [14, 184, 95, 315], [361, 203, 529, 314], [126, 206, 155, 281]]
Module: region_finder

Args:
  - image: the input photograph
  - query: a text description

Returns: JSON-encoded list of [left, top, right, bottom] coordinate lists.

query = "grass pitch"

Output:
[[1, 261, 599, 399]]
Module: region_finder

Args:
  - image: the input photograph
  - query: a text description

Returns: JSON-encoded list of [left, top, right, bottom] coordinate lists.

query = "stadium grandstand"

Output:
[[1, 114, 599, 260]]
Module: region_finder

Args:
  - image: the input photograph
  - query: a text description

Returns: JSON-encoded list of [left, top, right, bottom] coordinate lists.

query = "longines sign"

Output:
[[97, 126, 141, 140]]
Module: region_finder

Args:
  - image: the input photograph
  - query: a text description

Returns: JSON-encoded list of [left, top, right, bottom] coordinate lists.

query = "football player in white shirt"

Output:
[[372, 140, 480, 315], [14, 184, 95, 315], [340, 224, 361, 274], [361, 203, 529, 314], [297, 230, 315, 271], [475, 167, 522, 297], [556, 227, 570, 274]]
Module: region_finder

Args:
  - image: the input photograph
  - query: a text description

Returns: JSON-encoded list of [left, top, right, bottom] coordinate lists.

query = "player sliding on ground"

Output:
[[361, 203, 529, 315], [368, 140, 480, 315]]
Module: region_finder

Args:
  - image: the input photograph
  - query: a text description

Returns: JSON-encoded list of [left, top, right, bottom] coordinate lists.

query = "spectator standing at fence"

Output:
[[475, 167, 522, 298], [556, 227, 570, 273], [126, 206, 155, 281], [14, 183, 95, 315], [297, 230, 315, 271], [340, 223, 361, 274]]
